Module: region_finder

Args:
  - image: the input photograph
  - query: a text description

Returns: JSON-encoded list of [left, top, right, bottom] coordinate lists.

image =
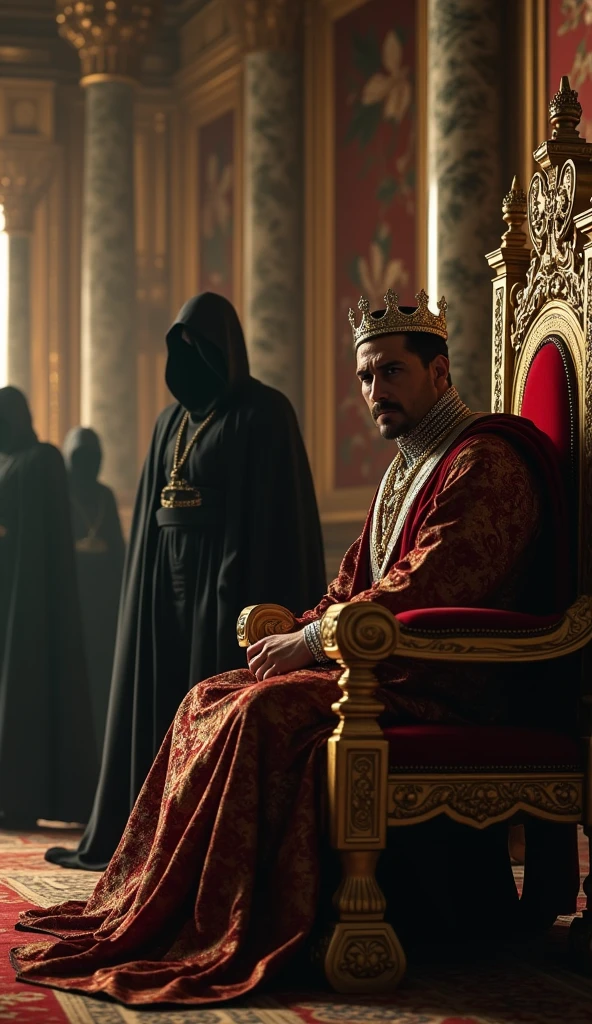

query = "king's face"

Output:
[[355, 333, 448, 439]]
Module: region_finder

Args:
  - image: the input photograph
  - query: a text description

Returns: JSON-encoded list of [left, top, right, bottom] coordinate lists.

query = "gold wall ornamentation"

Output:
[[232, 0, 304, 52], [0, 138, 58, 233], [56, 0, 161, 83]]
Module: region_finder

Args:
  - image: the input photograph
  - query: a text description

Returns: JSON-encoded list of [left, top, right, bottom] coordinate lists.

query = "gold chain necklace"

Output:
[[160, 410, 216, 509]]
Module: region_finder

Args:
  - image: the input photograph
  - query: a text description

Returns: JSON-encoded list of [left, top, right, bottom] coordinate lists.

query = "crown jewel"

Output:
[[348, 288, 448, 348]]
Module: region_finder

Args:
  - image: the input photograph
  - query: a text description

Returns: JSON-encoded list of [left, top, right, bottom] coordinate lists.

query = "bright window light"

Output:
[[0, 208, 7, 388]]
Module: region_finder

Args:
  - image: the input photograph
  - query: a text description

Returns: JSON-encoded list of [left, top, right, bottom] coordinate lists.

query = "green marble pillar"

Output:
[[6, 234, 31, 396], [427, 0, 501, 411], [243, 51, 304, 422], [81, 80, 137, 493]]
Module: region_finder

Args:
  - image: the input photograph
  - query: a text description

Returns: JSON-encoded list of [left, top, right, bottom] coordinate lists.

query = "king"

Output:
[[11, 290, 578, 1005]]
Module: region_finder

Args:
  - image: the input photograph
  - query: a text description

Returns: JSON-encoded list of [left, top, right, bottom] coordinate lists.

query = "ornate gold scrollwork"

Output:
[[236, 603, 295, 647], [493, 287, 505, 413], [513, 159, 583, 351], [394, 594, 592, 662], [350, 754, 376, 834], [387, 773, 583, 827], [320, 602, 398, 664]]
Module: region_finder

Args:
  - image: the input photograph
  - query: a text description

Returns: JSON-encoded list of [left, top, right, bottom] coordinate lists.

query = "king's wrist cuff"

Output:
[[303, 621, 332, 665]]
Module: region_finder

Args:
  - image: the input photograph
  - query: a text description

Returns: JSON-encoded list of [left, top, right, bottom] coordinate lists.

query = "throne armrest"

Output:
[[320, 595, 592, 664], [236, 604, 296, 648]]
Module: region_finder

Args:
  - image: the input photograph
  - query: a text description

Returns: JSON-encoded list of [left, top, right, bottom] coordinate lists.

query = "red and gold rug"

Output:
[[0, 827, 590, 1023]]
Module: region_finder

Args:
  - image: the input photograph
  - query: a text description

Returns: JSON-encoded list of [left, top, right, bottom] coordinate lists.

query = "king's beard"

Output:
[[372, 401, 413, 439]]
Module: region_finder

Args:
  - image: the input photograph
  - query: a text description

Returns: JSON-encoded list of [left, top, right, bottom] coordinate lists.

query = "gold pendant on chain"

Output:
[[160, 476, 203, 509]]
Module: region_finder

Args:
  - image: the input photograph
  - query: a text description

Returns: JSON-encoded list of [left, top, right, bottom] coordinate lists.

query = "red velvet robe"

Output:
[[10, 417, 577, 1006]]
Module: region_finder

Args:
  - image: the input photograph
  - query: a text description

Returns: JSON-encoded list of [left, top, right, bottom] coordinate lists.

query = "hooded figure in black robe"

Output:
[[0, 388, 97, 827], [63, 428, 125, 753], [47, 292, 326, 870]]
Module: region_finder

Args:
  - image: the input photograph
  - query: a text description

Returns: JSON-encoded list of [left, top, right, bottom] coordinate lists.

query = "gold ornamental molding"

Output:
[[56, 0, 161, 83], [320, 595, 592, 664], [231, 0, 304, 52], [0, 139, 59, 233], [511, 77, 592, 353], [387, 772, 583, 828]]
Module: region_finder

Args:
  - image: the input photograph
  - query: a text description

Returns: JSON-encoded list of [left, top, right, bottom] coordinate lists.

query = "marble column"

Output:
[[0, 141, 57, 396], [57, 0, 158, 495], [80, 80, 136, 494], [239, 2, 304, 421], [427, 0, 501, 411]]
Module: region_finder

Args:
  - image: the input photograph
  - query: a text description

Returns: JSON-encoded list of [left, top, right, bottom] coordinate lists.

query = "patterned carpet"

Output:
[[0, 828, 590, 1023]]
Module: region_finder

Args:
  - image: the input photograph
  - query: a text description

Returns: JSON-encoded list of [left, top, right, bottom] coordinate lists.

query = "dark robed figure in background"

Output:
[[13, 291, 578, 1006], [47, 292, 326, 871], [0, 388, 97, 827], [63, 428, 125, 752]]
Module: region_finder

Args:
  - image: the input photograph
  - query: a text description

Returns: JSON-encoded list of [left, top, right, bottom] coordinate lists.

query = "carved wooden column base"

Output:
[[323, 920, 406, 994]]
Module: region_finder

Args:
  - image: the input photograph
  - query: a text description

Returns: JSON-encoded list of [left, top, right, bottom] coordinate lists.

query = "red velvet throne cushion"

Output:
[[384, 725, 581, 772]]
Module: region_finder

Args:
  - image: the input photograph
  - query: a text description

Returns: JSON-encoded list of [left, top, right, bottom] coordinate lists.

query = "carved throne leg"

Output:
[[569, 826, 592, 972], [323, 849, 406, 993], [319, 603, 407, 993]]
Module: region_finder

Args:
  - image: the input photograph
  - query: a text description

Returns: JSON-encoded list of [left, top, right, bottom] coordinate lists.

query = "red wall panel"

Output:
[[333, 0, 417, 490]]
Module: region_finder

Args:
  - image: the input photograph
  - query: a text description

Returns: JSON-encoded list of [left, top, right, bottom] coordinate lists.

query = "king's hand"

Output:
[[247, 630, 314, 681]]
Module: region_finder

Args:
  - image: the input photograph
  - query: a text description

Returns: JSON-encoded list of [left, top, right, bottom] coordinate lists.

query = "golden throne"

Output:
[[237, 76, 592, 993]]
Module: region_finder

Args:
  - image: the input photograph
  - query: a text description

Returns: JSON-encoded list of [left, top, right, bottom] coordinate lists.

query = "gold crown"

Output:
[[348, 288, 448, 348]]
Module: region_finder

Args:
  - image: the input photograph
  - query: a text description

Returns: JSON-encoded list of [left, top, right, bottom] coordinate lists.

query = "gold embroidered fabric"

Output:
[[371, 387, 474, 580]]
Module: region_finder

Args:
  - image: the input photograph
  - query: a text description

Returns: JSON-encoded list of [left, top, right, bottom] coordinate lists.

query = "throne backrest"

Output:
[[487, 76, 592, 710], [519, 333, 578, 485]]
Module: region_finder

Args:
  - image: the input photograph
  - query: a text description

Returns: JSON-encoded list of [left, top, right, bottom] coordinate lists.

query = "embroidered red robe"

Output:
[[10, 416, 577, 1006]]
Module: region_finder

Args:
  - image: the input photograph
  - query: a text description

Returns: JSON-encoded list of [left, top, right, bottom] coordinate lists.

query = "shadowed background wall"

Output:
[[0, 0, 564, 569]]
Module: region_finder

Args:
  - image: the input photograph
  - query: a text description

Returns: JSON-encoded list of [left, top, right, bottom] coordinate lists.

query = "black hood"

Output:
[[0, 386, 37, 455], [62, 426, 102, 487], [165, 292, 250, 417]]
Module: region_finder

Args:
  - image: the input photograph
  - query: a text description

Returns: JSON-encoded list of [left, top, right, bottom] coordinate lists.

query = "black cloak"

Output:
[[62, 428, 125, 753], [47, 293, 326, 870], [0, 388, 97, 826]]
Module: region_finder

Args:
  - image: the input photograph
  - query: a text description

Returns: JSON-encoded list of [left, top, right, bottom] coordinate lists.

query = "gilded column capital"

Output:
[[0, 139, 59, 233], [232, 0, 303, 52], [56, 1, 160, 85]]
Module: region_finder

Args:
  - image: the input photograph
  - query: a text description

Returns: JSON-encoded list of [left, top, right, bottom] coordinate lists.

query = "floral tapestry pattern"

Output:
[[550, 1, 592, 139], [198, 111, 234, 301], [334, 1, 417, 490]]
